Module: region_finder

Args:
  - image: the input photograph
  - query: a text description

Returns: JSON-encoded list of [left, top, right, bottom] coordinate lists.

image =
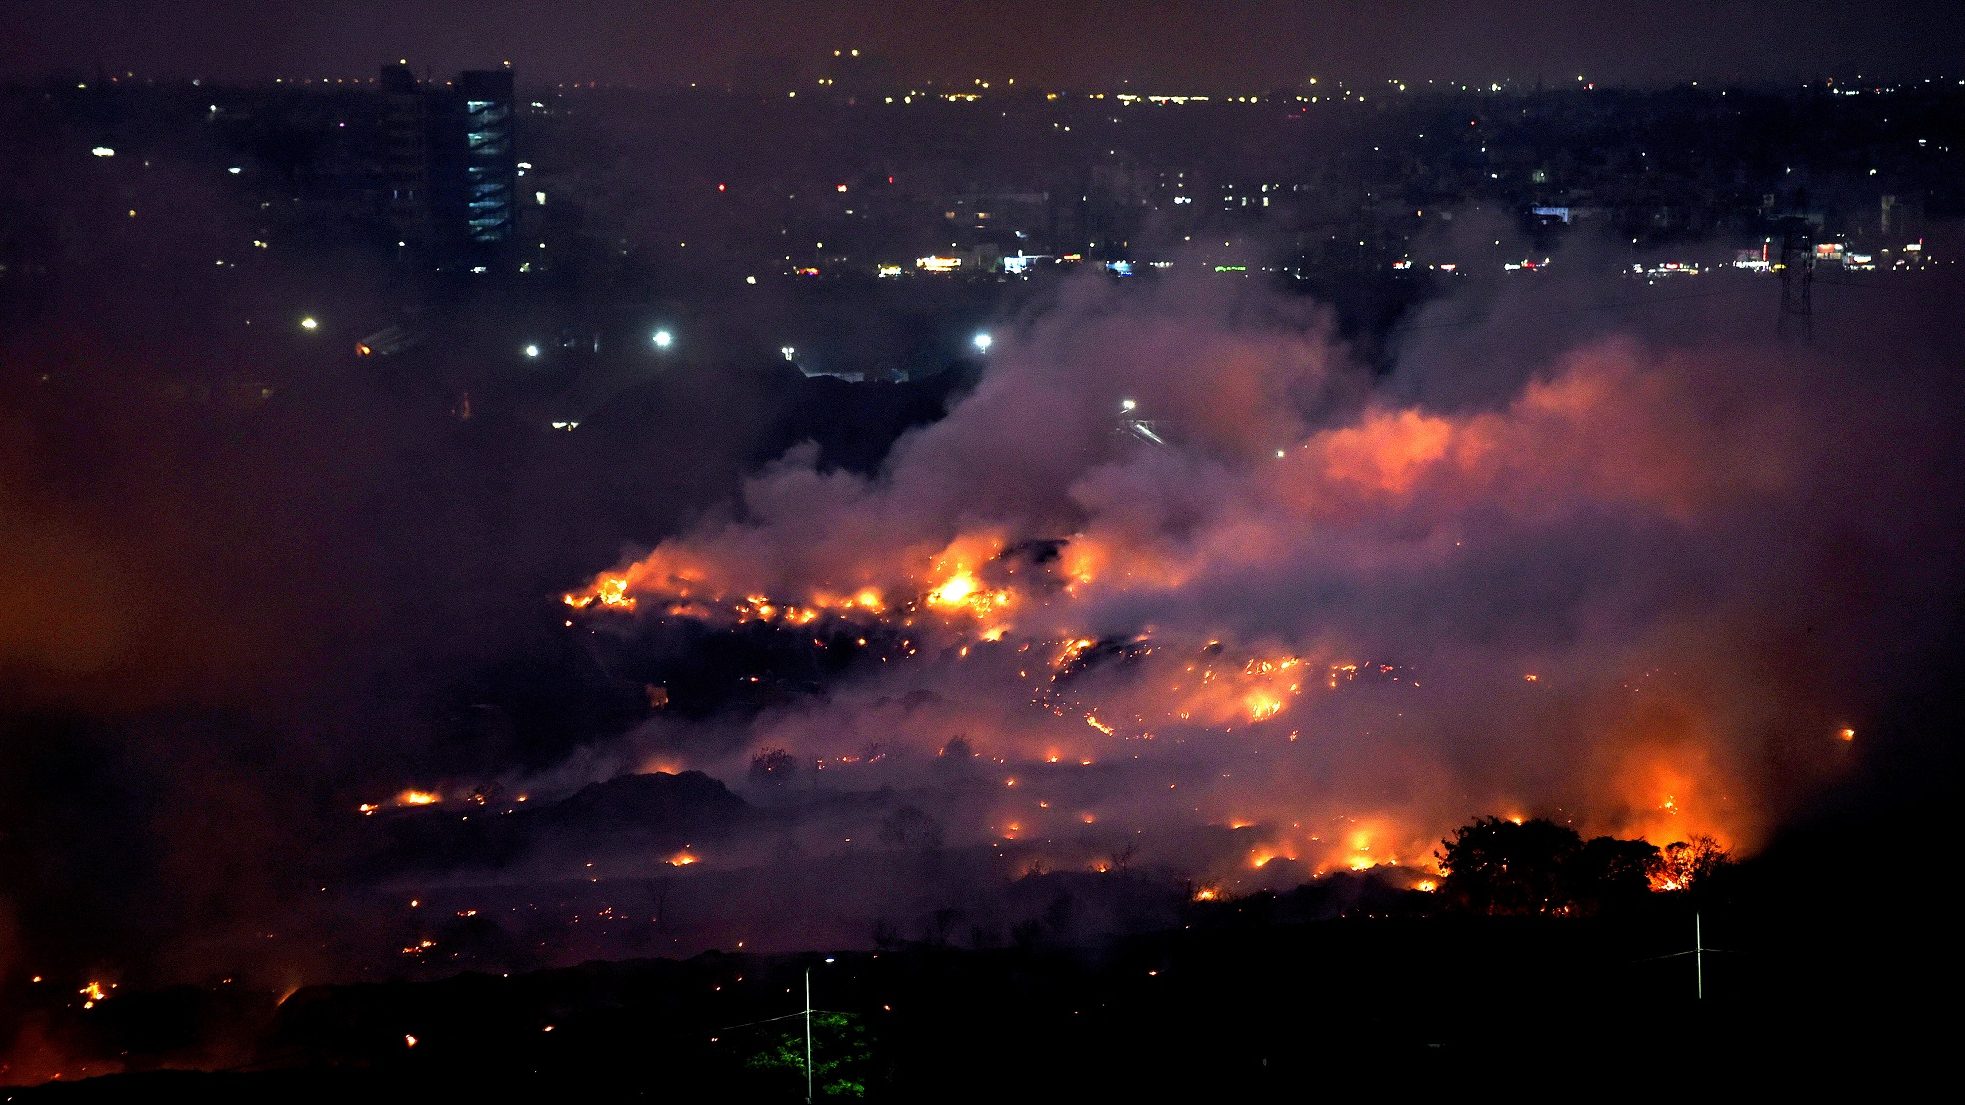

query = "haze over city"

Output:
[[2, 1, 1962, 1097]]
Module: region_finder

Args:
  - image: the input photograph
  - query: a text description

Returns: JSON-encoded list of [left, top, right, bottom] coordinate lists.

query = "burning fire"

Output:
[[544, 285, 1886, 897]]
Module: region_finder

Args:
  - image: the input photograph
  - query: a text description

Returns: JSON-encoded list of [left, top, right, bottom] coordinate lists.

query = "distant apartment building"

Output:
[[376, 64, 517, 257]]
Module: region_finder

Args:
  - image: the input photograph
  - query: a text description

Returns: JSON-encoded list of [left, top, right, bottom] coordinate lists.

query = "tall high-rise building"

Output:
[[379, 63, 434, 247], [371, 64, 517, 257], [456, 70, 516, 246]]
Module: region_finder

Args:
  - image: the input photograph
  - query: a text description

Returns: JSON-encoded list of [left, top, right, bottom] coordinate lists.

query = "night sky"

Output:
[[6, 0, 1964, 88]]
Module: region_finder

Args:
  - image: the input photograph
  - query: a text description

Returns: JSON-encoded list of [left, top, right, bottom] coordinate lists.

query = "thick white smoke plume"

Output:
[[560, 266, 1962, 893]]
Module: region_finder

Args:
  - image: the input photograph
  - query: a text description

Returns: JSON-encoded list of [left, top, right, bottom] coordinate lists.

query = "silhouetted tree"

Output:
[[1568, 835, 1663, 913], [744, 1011, 872, 1099], [923, 907, 962, 946], [1654, 835, 1731, 892], [1440, 815, 1694, 914], [748, 747, 800, 785], [1108, 841, 1140, 874], [1437, 816, 1584, 914]]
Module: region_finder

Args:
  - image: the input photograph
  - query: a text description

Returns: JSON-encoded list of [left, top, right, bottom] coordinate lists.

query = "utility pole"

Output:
[[1694, 912, 1705, 1001], [1637, 913, 1723, 1001], [804, 967, 814, 1104], [1776, 217, 1814, 340]]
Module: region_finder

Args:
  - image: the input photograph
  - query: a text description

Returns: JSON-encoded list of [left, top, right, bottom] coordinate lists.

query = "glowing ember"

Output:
[[397, 790, 441, 807]]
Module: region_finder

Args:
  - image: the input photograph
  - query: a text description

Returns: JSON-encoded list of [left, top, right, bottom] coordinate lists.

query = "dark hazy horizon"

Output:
[[6, 0, 1964, 90]]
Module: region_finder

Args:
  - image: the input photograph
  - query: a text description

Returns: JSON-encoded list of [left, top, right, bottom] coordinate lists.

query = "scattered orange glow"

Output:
[[398, 789, 441, 807], [1838, 727, 1856, 742], [667, 851, 699, 867], [1247, 844, 1297, 869], [1192, 885, 1222, 901]]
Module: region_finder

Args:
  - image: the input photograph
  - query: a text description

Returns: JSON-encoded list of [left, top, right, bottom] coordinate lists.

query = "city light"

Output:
[[524, 343, 540, 358], [90, 146, 114, 157], [652, 328, 674, 349], [972, 331, 993, 352], [1121, 398, 1137, 412], [299, 316, 319, 331]]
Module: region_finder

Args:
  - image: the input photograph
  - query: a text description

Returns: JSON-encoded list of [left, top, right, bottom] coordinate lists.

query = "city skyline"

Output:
[[7, 0, 1965, 90]]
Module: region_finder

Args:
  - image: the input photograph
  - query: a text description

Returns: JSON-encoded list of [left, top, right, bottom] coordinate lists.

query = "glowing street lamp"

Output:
[[972, 331, 993, 352], [524, 343, 540, 358], [652, 328, 674, 349], [1120, 398, 1137, 412], [299, 316, 319, 331]]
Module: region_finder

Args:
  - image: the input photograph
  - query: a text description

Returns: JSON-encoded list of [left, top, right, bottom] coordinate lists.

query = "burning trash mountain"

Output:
[[538, 270, 1960, 910]]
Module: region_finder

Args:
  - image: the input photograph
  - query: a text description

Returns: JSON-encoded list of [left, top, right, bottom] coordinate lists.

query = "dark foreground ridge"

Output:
[[8, 837, 1952, 1100]]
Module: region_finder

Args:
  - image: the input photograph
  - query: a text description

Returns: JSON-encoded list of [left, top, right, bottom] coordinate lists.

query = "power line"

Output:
[[705, 1010, 806, 1035]]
